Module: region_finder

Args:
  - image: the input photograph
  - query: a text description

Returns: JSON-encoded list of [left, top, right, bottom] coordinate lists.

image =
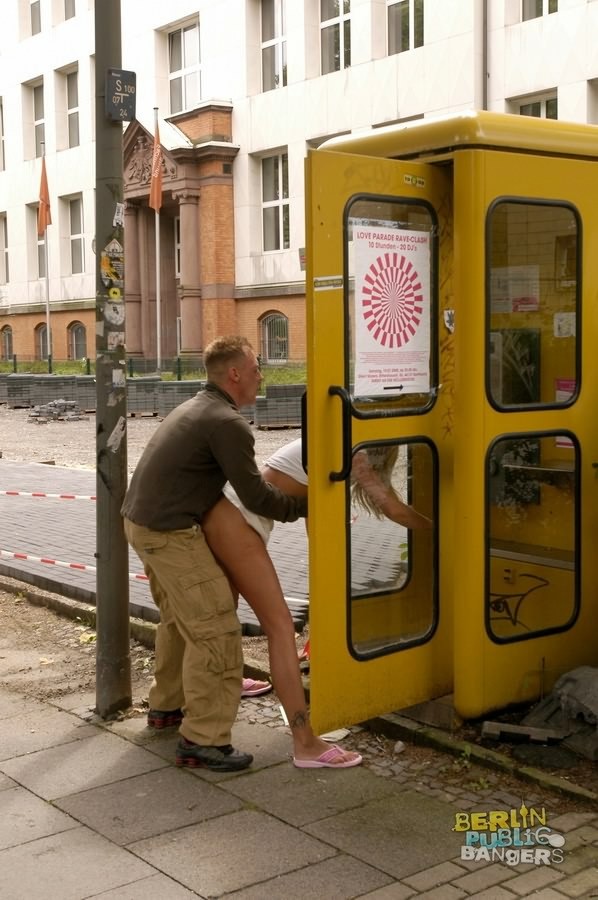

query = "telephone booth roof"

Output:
[[321, 109, 598, 163]]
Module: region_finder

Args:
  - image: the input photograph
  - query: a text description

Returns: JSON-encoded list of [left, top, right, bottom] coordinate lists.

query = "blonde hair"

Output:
[[204, 336, 253, 381], [351, 445, 403, 518]]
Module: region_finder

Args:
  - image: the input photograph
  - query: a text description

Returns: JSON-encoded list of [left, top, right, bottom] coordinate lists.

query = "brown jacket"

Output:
[[121, 383, 307, 530]]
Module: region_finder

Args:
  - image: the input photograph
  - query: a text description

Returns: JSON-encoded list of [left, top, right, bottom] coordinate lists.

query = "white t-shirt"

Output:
[[223, 438, 306, 543], [263, 437, 307, 485]]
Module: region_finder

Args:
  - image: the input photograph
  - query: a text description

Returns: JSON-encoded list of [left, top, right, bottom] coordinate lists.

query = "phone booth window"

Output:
[[349, 439, 437, 658], [487, 432, 579, 643], [486, 200, 580, 409]]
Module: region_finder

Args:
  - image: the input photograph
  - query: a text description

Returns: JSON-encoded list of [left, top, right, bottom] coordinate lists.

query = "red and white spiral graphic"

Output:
[[361, 253, 423, 348]]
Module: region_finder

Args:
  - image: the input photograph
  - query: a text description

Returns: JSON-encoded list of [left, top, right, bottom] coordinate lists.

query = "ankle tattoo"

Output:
[[289, 710, 309, 730]]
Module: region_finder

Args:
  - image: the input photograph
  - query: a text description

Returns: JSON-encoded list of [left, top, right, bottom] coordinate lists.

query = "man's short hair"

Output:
[[204, 336, 253, 380]]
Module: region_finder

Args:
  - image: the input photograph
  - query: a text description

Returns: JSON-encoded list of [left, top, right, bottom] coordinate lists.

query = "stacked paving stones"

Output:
[[255, 383, 305, 428], [28, 399, 87, 422]]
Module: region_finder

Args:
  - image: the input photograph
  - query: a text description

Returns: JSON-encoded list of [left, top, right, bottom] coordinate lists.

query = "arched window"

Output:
[[260, 312, 288, 364], [1, 325, 12, 360], [35, 323, 48, 360], [68, 321, 87, 359]]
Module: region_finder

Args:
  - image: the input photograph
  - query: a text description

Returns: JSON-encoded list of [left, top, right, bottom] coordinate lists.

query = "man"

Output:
[[121, 336, 306, 772]]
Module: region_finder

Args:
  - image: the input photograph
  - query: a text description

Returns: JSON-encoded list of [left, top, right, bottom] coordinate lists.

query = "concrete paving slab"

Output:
[[0, 825, 156, 900], [0, 772, 15, 791], [223, 853, 394, 899], [0, 705, 98, 760], [225, 718, 294, 768], [55, 689, 96, 712], [55, 766, 243, 845], [303, 790, 464, 880], [128, 808, 337, 896], [354, 881, 420, 900], [0, 729, 168, 800], [0, 785, 79, 850], [221, 762, 406, 826], [87, 874, 198, 898], [0, 688, 43, 718]]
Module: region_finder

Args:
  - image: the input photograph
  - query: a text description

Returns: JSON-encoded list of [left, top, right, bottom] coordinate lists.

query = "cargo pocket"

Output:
[[178, 568, 236, 621]]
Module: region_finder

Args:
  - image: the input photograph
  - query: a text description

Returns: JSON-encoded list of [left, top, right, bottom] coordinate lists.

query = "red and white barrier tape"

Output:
[[0, 490, 96, 501], [0, 548, 148, 583]]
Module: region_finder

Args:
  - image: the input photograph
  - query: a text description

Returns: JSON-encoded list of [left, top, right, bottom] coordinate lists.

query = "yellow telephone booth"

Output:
[[305, 111, 598, 733]]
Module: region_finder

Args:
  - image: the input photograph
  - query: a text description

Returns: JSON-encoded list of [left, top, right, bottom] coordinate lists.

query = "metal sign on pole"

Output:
[[94, 0, 132, 717]]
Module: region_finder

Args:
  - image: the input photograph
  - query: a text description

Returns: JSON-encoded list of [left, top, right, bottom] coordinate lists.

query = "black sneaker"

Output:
[[147, 708, 183, 729], [175, 738, 253, 771]]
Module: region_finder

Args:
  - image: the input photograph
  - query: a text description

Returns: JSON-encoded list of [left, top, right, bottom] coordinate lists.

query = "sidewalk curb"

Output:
[[3, 574, 596, 806]]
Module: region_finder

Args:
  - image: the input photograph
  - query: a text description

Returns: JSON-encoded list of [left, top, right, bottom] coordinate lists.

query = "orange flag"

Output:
[[149, 121, 163, 212], [37, 156, 52, 236]]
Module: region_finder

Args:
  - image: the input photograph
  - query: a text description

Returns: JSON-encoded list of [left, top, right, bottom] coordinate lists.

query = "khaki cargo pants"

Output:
[[124, 518, 243, 746]]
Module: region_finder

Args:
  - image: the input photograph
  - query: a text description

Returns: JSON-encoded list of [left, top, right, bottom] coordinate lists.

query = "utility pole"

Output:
[[94, 0, 132, 716]]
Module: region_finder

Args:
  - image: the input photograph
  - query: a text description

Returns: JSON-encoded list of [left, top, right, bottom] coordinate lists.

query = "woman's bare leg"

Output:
[[202, 497, 358, 763]]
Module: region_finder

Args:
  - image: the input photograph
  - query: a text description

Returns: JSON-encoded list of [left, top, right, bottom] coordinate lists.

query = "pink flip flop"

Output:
[[293, 745, 363, 769], [241, 677, 273, 698]]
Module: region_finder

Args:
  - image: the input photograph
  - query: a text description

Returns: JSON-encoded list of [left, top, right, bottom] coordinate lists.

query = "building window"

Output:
[[67, 71, 79, 148], [37, 228, 46, 279], [388, 0, 424, 55], [36, 323, 48, 360], [262, 0, 287, 92], [262, 153, 289, 251], [1, 326, 13, 360], [65, 0, 76, 19], [519, 96, 558, 119], [31, 0, 41, 34], [69, 196, 84, 273], [68, 321, 86, 359], [522, 0, 557, 20], [321, 0, 351, 75], [0, 214, 8, 284], [168, 21, 201, 114], [0, 99, 4, 171], [174, 216, 181, 277], [34, 82, 45, 158], [261, 312, 289, 363]]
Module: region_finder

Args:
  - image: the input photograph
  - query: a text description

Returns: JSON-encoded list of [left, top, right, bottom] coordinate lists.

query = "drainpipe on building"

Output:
[[473, 0, 489, 111]]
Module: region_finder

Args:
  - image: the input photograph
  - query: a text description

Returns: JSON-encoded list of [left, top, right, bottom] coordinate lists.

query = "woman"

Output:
[[202, 438, 430, 768]]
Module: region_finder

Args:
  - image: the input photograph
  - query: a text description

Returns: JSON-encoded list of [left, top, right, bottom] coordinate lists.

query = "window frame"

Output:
[[321, 0, 351, 75], [69, 195, 84, 274], [33, 81, 45, 158], [0, 99, 4, 172], [66, 70, 80, 149], [168, 19, 201, 115], [30, 0, 41, 35], [387, 0, 424, 55], [37, 226, 46, 279], [261, 0, 287, 92], [0, 214, 8, 284], [522, 0, 557, 21], [518, 94, 558, 119], [68, 321, 87, 359], [261, 152, 290, 252], [1, 326, 13, 360], [36, 323, 48, 360], [260, 311, 289, 363]]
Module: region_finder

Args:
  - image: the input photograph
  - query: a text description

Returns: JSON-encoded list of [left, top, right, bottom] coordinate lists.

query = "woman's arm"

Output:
[[351, 450, 433, 529]]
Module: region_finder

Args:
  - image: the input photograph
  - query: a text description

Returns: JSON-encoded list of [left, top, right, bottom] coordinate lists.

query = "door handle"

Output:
[[328, 385, 352, 481]]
